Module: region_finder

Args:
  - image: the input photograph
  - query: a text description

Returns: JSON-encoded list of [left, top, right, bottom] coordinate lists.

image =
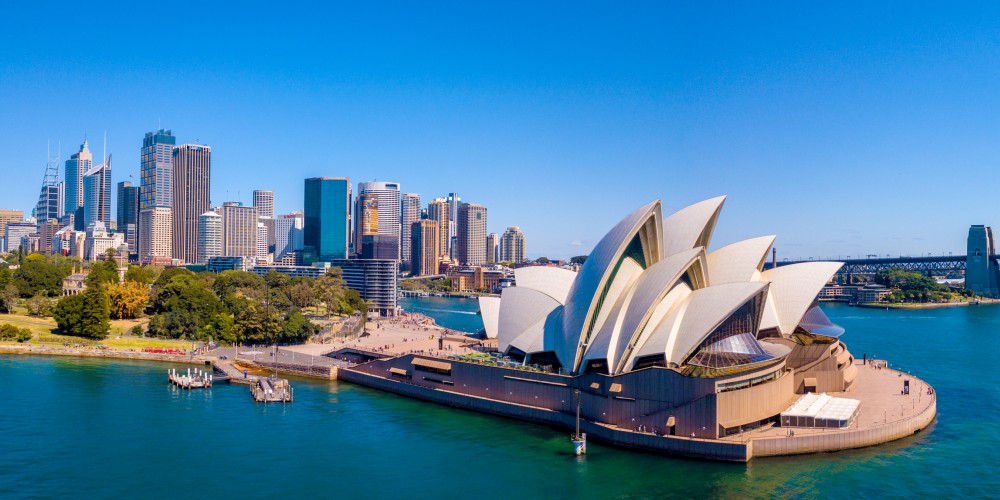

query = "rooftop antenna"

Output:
[[103, 130, 107, 166]]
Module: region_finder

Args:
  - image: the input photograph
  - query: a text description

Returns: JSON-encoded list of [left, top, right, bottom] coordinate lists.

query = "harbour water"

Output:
[[1, 300, 997, 498]]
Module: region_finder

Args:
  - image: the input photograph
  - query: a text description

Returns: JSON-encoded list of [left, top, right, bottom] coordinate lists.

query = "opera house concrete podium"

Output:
[[340, 197, 936, 461]]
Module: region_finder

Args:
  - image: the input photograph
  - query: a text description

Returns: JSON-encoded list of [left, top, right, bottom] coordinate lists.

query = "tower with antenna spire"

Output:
[[34, 142, 63, 224]]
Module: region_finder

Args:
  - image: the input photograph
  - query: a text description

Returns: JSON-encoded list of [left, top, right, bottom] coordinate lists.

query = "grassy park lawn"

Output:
[[0, 313, 185, 349]]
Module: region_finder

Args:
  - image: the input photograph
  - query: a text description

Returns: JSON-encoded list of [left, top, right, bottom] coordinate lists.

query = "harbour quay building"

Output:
[[340, 197, 936, 461]]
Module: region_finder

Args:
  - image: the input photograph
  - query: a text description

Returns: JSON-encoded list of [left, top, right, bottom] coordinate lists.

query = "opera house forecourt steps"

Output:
[[339, 196, 936, 461]]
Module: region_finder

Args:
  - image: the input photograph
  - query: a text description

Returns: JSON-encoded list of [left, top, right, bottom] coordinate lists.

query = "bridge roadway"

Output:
[[765, 254, 999, 275]]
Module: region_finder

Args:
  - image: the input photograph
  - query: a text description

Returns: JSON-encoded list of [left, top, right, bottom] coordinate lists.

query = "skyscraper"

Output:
[[357, 181, 401, 260], [139, 129, 176, 259], [427, 198, 450, 262], [457, 203, 487, 266], [35, 146, 63, 225], [486, 232, 498, 264], [354, 192, 379, 253], [64, 140, 92, 216], [253, 190, 274, 219], [499, 226, 526, 263], [400, 193, 421, 269], [303, 177, 350, 263], [139, 129, 176, 210], [117, 181, 139, 254], [446, 192, 461, 258], [83, 154, 112, 228], [171, 144, 211, 263], [138, 207, 172, 264], [411, 219, 440, 277], [274, 212, 304, 261], [220, 202, 257, 258], [197, 211, 222, 264], [256, 222, 270, 261]]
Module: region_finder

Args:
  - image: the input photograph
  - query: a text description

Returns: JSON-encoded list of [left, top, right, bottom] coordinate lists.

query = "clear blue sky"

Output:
[[2, 2, 998, 260]]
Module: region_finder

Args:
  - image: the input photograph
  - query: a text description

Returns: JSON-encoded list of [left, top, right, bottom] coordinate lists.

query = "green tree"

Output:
[[281, 311, 319, 342], [13, 254, 71, 297], [286, 279, 317, 309], [53, 286, 110, 339], [535, 257, 551, 264], [148, 273, 226, 339], [570, 255, 588, 265], [0, 268, 18, 313], [233, 302, 281, 344], [316, 269, 345, 318], [86, 259, 120, 287], [125, 265, 160, 286], [26, 294, 53, 317], [0, 324, 32, 342]]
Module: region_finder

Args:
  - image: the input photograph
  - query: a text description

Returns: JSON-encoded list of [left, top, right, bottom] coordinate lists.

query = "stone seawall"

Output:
[[0, 344, 203, 365]]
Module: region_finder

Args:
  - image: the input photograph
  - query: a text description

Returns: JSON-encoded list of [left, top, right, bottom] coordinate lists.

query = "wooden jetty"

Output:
[[168, 367, 214, 389], [251, 376, 293, 403]]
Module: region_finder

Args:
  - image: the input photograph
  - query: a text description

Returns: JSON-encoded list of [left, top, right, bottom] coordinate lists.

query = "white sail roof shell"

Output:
[[668, 281, 768, 365], [707, 235, 775, 285], [604, 248, 706, 373], [560, 200, 662, 373], [759, 261, 843, 335], [631, 282, 767, 366], [661, 196, 726, 258], [478, 296, 501, 339], [513, 266, 577, 304], [497, 287, 561, 353]]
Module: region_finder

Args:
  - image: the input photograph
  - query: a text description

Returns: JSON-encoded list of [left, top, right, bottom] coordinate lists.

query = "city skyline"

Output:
[[3, 3, 1000, 260]]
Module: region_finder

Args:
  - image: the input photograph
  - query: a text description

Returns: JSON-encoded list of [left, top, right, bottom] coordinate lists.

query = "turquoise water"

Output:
[[1, 300, 997, 498], [400, 295, 485, 333]]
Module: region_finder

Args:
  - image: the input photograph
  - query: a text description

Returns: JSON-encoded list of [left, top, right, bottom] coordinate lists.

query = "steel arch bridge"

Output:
[[764, 255, 988, 276]]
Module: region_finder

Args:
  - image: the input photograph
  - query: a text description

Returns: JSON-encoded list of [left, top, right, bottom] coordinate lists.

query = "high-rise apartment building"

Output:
[[138, 207, 172, 264], [357, 181, 401, 260], [457, 203, 487, 266], [274, 212, 304, 261], [64, 140, 92, 216], [171, 144, 211, 263], [197, 211, 222, 264], [83, 154, 112, 228], [303, 177, 350, 263], [253, 190, 274, 219], [486, 232, 498, 264], [332, 258, 399, 317], [411, 219, 440, 277], [221, 202, 257, 259], [427, 198, 450, 262], [117, 181, 139, 254], [446, 192, 461, 258], [499, 226, 527, 263], [139, 129, 176, 259], [400, 193, 421, 268]]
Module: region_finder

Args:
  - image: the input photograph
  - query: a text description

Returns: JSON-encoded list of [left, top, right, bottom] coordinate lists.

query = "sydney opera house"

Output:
[[340, 197, 936, 461]]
